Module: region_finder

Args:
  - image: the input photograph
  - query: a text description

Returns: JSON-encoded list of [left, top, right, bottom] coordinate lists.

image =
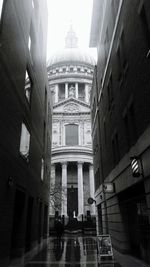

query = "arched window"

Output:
[[65, 124, 78, 145]]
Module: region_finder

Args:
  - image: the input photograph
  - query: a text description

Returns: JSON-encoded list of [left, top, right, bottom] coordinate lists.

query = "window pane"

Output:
[[41, 158, 44, 181], [65, 124, 78, 145], [78, 83, 85, 101], [58, 83, 65, 101], [19, 123, 30, 159], [25, 70, 32, 102], [32, 0, 34, 9], [0, 0, 3, 20], [28, 36, 31, 51]]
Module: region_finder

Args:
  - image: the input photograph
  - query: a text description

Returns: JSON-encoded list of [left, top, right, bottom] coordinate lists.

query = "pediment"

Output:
[[53, 98, 90, 113]]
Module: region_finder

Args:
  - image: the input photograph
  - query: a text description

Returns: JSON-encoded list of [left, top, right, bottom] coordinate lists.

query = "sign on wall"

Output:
[[97, 234, 114, 262], [103, 183, 115, 193]]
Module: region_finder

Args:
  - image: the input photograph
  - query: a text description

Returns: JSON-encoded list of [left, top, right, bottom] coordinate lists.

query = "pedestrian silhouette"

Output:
[[55, 217, 64, 241]]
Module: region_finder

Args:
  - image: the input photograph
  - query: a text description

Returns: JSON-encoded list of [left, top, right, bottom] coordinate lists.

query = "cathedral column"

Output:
[[55, 84, 59, 103], [49, 164, 56, 216], [85, 84, 89, 103], [78, 161, 84, 219], [65, 83, 68, 99], [61, 162, 67, 216], [89, 164, 96, 215], [75, 83, 78, 99]]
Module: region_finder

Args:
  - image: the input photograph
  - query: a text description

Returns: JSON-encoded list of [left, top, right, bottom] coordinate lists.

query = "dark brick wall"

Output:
[[0, 0, 51, 264], [91, 0, 150, 260], [96, 0, 150, 179]]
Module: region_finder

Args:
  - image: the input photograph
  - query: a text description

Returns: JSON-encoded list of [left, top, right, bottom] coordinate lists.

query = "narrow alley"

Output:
[[25, 234, 149, 267], [0, 0, 150, 266]]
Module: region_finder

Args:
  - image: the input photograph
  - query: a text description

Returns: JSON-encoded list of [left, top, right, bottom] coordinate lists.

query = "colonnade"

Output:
[[50, 162, 95, 219], [54, 83, 89, 103]]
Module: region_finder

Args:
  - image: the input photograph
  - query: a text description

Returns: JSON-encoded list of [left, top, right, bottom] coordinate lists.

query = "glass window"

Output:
[[58, 83, 65, 101], [19, 123, 30, 160], [65, 124, 78, 146], [41, 158, 44, 181], [0, 0, 3, 20], [25, 70, 32, 103], [78, 83, 85, 101], [32, 0, 34, 9], [28, 36, 31, 51]]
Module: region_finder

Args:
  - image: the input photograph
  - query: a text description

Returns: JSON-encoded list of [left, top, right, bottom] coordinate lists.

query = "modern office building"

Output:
[[0, 0, 52, 266], [47, 28, 96, 224], [90, 0, 150, 263]]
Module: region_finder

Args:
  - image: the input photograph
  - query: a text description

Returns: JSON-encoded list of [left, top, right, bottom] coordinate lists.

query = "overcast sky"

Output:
[[46, 0, 97, 60]]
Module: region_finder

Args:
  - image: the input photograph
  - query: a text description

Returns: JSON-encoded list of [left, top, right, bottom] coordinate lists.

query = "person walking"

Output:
[[55, 217, 64, 241]]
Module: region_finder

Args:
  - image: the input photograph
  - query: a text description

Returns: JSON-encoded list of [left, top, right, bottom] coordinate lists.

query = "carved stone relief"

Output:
[[64, 103, 80, 113]]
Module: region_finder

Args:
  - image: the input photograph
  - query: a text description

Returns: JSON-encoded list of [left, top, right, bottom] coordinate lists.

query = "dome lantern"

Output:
[[65, 26, 78, 48], [47, 26, 95, 67]]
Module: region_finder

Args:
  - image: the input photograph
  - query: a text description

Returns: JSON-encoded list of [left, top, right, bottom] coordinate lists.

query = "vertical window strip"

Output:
[[45, 88, 47, 117], [28, 36, 31, 51], [0, 0, 3, 20], [25, 70, 32, 103], [19, 123, 30, 160], [41, 158, 44, 181], [139, 4, 150, 51], [32, 0, 34, 9]]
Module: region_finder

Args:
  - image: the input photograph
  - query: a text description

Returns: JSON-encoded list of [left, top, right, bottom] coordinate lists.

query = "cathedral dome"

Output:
[[47, 26, 95, 67], [47, 48, 95, 67]]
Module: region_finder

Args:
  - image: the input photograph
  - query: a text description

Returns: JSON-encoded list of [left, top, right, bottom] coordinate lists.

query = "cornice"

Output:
[[47, 61, 94, 70], [52, 146, 93, 156], [53, 112, 91, 116], [48, 77, 93, 86], [48, 73, 93, 81], [53, 97, 90, 109]]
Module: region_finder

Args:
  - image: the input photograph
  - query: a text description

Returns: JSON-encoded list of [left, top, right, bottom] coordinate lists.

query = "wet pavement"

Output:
[[25, 235, 121, 266]]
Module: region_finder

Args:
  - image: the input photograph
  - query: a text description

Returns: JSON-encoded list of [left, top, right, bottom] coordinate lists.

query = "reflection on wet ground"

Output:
[[25, 235, 121, 266]]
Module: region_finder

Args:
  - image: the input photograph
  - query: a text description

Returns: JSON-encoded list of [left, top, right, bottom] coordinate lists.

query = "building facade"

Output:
[[48, 28, 96, 223], [0, 0, 52, 266], [90, 0, 150, 263]]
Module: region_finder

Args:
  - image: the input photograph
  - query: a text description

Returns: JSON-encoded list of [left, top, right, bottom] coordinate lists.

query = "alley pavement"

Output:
[[25, 235, 150, 267]]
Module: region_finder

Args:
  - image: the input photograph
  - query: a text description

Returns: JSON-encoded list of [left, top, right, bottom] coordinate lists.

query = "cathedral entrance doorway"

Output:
[[67, 187, 78, 220]]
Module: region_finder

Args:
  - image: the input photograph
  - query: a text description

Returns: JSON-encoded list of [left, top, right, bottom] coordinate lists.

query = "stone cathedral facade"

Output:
[[47, 28, 95, 222]]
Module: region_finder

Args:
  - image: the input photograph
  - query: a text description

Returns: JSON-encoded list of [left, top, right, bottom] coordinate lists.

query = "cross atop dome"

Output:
[[65, 25, 78, 48]]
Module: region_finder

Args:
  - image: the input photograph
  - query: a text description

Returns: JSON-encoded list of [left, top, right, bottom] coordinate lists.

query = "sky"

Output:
[[46, 0, 97, 61]]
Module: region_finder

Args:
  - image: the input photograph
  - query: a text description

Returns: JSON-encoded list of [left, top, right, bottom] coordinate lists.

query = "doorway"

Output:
[[67, 187, 78, 219], [118, 182, 149, 260], [10, 189, 26, 259], [25, 196, 33, 252]]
